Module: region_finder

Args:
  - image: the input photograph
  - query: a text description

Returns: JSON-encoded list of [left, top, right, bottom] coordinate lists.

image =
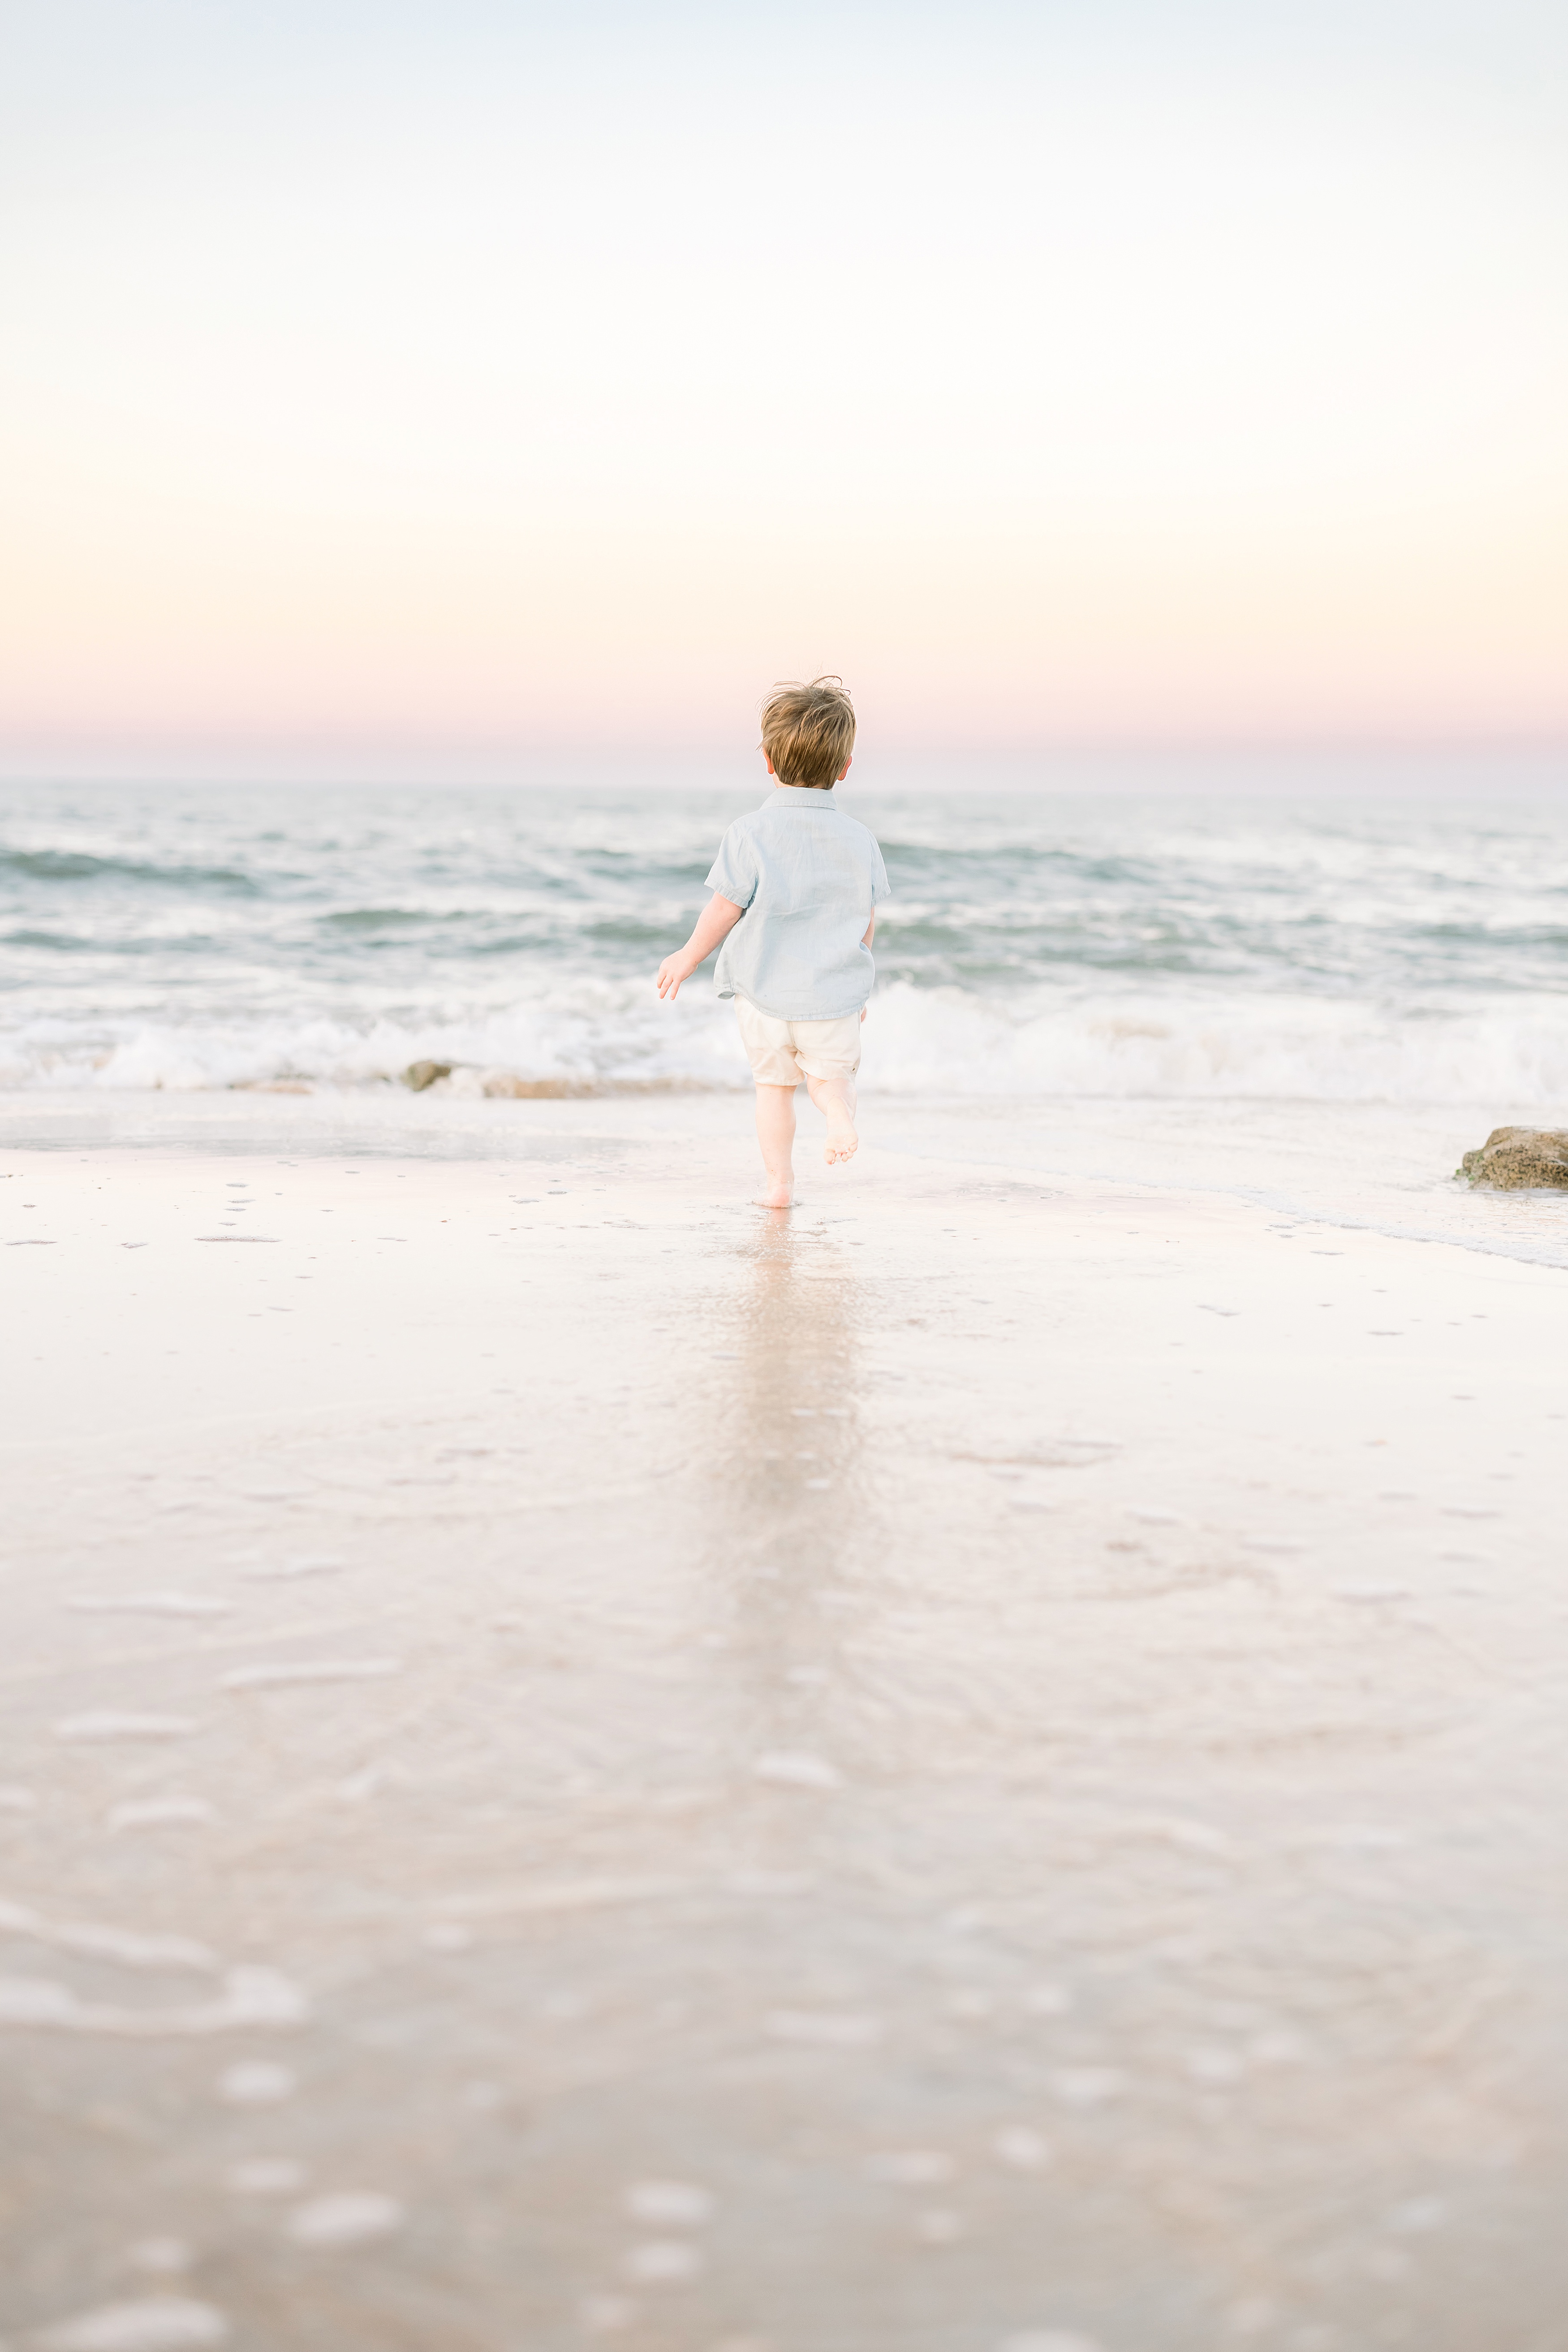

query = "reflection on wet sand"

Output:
[[715, 1201, 869, 1629], [4, 1134, 1567, 2351]]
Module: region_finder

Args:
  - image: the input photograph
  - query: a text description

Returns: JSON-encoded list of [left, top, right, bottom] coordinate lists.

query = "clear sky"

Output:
[[1, 0, 1564, 778]]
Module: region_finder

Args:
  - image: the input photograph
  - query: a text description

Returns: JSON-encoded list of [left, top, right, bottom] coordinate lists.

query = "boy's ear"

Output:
[[763, 752, 776, 776], [837, 755, 853, 781]]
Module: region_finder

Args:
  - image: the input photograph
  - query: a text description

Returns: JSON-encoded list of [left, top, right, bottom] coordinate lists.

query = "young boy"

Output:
[[656, 677, 889, 1208]]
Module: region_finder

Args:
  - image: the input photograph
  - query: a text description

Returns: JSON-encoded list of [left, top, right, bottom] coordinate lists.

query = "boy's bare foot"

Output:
[[823, 1117, 858, 1166], [756, 1182, 796, 1208]]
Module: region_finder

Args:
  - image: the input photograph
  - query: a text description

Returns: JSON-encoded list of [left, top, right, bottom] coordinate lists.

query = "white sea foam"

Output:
[[9, 980, 1568, 1106]]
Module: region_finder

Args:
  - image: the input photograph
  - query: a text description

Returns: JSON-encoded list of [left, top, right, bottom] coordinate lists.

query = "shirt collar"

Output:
[[763, 785, 837, 808]]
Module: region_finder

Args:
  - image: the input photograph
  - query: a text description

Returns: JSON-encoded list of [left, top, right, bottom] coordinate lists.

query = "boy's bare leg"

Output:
[[805, 1072, 858, 1164], [754, 1084, 797, 1207]]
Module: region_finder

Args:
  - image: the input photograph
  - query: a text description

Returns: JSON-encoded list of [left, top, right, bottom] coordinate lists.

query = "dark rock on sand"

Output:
[[402, 1060, 454, 1092], [1457, 1127, 1568, 1189]]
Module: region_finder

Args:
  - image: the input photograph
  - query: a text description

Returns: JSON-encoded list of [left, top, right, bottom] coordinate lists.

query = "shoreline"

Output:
[[1, 1095, 1565, 2343]]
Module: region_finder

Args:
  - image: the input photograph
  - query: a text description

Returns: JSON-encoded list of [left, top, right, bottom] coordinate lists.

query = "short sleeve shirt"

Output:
[[706, 786, 891, 1020]]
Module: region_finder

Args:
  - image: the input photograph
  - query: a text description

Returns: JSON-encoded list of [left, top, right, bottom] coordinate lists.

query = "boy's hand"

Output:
[[656, 892, 745, 1001], [656, 950, 699, 1000]]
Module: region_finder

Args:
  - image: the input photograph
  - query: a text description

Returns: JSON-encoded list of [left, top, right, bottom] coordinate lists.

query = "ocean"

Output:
[[2, 777, 1567, 1107]]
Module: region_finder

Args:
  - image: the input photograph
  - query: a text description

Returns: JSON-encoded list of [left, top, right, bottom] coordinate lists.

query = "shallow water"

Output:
[[2, 1099, 1566, 2347]]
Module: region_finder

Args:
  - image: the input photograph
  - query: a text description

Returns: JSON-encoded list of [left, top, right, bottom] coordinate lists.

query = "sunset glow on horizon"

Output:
[[2, 0, 1565, 779]]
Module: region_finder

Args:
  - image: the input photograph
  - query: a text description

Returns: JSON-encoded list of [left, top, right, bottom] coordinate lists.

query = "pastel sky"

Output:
[[1, 0, 1565, 777]]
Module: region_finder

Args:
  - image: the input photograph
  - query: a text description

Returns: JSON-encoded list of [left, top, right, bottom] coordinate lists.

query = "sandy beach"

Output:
[[2, 1088, 1564, 2348]]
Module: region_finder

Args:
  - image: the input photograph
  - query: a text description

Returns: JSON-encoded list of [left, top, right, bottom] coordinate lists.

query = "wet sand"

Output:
[[2, 1093, 1565, 2351]]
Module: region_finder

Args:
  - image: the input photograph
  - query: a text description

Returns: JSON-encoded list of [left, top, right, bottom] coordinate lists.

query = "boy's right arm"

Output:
[[656, 892, 745, 999]]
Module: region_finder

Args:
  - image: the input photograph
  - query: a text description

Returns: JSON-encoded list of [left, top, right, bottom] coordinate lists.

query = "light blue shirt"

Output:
[[706, 786, 891, 1019]]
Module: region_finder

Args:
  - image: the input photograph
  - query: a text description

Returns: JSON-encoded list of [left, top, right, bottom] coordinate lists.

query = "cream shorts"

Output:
[[735, 999, 863, 1088]]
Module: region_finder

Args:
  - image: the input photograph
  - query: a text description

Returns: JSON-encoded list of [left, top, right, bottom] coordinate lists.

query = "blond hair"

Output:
[[759, 676, 856, 788]]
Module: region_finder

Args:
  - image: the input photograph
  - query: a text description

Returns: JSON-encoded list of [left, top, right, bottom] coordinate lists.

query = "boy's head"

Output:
[[760, 676, 856, 789]]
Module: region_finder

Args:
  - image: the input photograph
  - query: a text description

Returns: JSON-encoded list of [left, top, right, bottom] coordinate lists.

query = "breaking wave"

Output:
[[2, 775, 1566, 1108]]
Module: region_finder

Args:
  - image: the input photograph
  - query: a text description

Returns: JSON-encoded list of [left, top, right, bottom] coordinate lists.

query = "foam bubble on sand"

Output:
[[1186, 2044, 1246, 2085], [1153, 1818, 1233, 1857], [1050, 2068, 1126, 2107], [765, 2010, 883, 2047], [580, 2296, 638, 2333], [0, 1898, 216, 1973], [219, 1658, 400, 1691], [1312, 1823, 1408, 1852], [993, 2127, 1053, 2169], [67, 1594, 231, 1618], [623, 2240, 704, 2283], [1387, 2194, 1447, 2233], [108, 1799, 218, 1833], [225, 2158, 307, 2194], [916, 2208, 963, 2243], [421, 1922, 474, 1952], [218, 2060, 297, 2104], [624, 2180, 714, 2226], [0, 1966, 306, 2038], [727, 1870, 814, 1897], [59, 1924, 217, 1973], [865, 2150, 955, 2184], [285, 2192, 405, 2248], [35, 2300, 229, 2351], [128, 2242, 192, 2276], [55, 1714, 198, 1743], [752, 1751, 841, 1790], [240, 1555, 346, 1580], [994, 2335, 1102, 2352], [0, 1976, 80, 2025]]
